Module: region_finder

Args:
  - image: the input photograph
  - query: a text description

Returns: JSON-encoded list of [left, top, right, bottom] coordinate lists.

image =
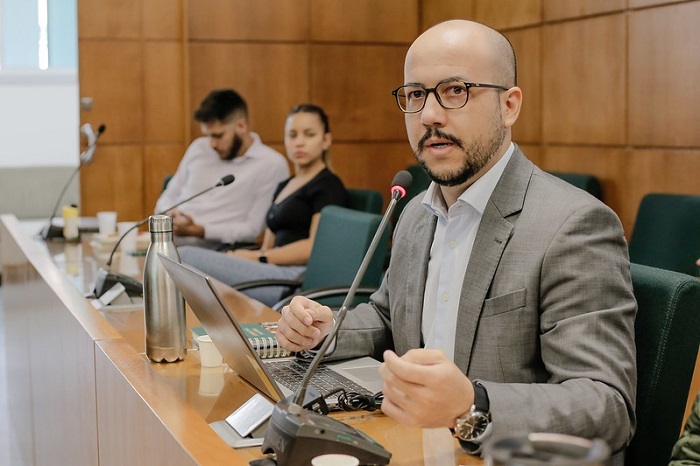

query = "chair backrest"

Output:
[[394, 164, 432, 222], [347, 188, 383, 214], [301, 205, 389, 294], [625, 263, 700, 466], [628, 193, 700, 276], [548, 171, 603, 200], [162, 174, 174, 192]]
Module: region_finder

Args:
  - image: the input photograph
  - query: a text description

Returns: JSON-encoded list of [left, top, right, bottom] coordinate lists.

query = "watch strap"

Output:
[[472, 380, 489, 414]]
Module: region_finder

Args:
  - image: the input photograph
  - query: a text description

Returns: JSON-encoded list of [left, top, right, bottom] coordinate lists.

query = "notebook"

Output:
[[159, 255, 383, 408]]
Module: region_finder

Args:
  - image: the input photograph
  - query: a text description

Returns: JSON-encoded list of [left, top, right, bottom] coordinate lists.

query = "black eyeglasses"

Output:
[[392, 80, 510, 113]]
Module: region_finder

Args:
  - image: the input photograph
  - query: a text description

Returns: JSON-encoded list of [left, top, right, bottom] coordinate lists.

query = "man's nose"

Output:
[[420, 92, 447, 127]]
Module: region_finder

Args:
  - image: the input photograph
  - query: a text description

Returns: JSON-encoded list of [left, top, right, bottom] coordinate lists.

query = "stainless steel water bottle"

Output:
[[143, 214, 186, 362]]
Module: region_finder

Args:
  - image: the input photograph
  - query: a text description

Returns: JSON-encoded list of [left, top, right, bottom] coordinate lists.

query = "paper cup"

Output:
[[198, 366, 225, 396], [311, 454, 360, 466], [97, 211, 117, 236], [197, 335, 222, 367], [117, 221, 138, 253]]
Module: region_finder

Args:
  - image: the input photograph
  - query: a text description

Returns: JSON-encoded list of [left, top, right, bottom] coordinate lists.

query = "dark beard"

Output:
[[222, 133, 243, 161], [414, 112, 506, 187]]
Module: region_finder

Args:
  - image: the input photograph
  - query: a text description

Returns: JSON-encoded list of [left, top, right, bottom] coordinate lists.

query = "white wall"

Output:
[[0, 70, 79, 168], [0, 70, 81, 220]]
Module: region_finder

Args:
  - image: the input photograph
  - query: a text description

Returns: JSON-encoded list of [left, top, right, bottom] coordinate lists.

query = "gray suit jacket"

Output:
[[333, 146, 637, 452]]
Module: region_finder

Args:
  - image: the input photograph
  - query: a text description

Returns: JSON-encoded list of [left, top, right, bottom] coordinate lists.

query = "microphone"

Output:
[[80, 123, 106, 164], [261, 170, 413, 466], [41, 123, 107, 240], [91, 174, 235, 299]]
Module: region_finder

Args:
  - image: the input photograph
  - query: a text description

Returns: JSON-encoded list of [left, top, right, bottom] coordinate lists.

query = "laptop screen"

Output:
[[158, 254, 284, 402]]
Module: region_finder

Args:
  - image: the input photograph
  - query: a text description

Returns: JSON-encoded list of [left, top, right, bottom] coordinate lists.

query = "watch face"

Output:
[[456, 411, 490, 440]]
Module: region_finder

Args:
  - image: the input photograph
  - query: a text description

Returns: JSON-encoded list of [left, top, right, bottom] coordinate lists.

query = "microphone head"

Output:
[[81, 123, 96, 146], [390, 170, 413, 199], [219, 174, 235, 186], [96, 124, 106, 137]]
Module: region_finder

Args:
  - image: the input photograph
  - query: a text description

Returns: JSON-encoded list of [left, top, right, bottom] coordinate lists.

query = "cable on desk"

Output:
[[324, 388, 384, 412]]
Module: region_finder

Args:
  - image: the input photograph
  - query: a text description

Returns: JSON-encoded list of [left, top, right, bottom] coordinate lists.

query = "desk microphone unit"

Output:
[[91, 174, 235, 299], [261, 170, 413, 466], [41, 123, 106, 240]]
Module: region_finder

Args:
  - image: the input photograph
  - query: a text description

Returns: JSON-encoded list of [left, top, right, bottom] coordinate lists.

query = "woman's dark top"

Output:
[[266, 168, 349, 248]]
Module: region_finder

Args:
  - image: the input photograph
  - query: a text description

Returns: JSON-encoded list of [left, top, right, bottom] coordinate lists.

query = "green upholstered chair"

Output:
[[233, 205, 389, 311], [162, 174, 174, 192], [628, 193, 700, 276], [394, 164, 432, 222], [548, 171, 603, 200], [347, 188, 383, 215], [625, 263, 700, 466]]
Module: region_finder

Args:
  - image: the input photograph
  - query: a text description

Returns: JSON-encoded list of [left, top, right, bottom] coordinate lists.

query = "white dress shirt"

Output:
[[155, 133, 289, 244], [421, 143, 514, 361]]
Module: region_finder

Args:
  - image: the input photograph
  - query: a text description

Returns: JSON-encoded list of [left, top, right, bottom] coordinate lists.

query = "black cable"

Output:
[[323, 388, 384, 412]]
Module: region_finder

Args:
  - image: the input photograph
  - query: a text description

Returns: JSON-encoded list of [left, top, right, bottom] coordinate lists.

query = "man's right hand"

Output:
[[170, 210, 204, 238], [276, 296, 334, 352]]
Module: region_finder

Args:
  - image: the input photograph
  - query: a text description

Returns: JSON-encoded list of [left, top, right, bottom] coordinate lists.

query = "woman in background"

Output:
[[178, 104, 349, 306]]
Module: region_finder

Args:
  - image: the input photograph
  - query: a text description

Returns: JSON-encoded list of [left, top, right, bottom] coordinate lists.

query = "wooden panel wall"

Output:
[[78, 0, 186, 221], [78, 0, 700, 236]]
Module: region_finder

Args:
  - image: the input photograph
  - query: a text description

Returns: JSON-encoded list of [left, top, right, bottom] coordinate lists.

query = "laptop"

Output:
[[159, 255, 384, 409]]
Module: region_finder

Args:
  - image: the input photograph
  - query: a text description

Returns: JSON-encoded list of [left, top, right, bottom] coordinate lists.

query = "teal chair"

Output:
[[625, 263, 700, 466], [347, 188, 383, 215], [162, 174, 174, 192], [394, 164, 432, 222], [628, 193, 700, 276], [548, 171, 603, 200], [234, 205, 389, 310]]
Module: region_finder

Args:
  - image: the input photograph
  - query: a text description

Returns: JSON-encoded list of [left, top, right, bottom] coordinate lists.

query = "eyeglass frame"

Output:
[[391, 80, 510, 114]]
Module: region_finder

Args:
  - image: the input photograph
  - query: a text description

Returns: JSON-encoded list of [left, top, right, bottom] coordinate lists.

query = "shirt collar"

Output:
[[422, 142, 515, 219]]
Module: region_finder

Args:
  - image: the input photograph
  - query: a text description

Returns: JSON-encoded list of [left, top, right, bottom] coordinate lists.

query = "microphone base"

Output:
[[261, 399, 391, 466], [92, 267, 144, 298], [41, 223, 66, 241]]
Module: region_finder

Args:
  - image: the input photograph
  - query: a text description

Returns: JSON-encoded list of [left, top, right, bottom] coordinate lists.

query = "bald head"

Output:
[[407, 20, 517, 87]]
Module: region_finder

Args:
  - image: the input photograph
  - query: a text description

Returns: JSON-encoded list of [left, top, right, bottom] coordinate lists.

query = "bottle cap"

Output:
[[148, 214, 172, 233]]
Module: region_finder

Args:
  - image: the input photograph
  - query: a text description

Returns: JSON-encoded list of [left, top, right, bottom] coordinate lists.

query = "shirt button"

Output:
[[449, 240, 457, 249], [442, 294, 449, 302]]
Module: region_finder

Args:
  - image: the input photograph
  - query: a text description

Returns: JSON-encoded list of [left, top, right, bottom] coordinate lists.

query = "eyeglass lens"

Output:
[[396, 81, 469, 112]]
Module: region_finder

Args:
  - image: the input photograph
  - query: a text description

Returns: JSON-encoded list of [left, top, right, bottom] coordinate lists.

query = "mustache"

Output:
[[417, 127, 465, 152]]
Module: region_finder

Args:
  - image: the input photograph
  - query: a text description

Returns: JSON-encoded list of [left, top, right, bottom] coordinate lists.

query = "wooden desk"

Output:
[[0, 215, 482, 465]]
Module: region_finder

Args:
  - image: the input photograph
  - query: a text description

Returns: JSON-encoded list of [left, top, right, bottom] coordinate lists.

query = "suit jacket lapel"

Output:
[[453, 147, 533, 373]]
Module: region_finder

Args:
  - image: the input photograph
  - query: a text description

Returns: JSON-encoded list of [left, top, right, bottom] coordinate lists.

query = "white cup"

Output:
[[197, 335, 223, 367], [198, 366, 225, 396], [311, 454, 360, 466], [97, 211, 117, 236], [117, 221, 138, 253]]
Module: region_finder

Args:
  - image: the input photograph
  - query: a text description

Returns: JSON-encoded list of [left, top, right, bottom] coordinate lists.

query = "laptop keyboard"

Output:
[[265, 359, 368, 395]]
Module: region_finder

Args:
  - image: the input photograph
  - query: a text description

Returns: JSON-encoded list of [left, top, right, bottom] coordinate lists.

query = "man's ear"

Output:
[[502, 86, 522, 128], [234, 117, 249, 133]]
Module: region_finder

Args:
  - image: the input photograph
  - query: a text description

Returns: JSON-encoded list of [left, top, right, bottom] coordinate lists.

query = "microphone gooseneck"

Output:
[[104, 174, 236, 269], [41, 124, 107, 240], [92, 174, 236, 299], [290, 170, 413, 410]]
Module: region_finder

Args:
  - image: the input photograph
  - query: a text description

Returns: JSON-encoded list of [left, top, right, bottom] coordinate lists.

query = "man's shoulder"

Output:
[[248, 138, 287, 164]]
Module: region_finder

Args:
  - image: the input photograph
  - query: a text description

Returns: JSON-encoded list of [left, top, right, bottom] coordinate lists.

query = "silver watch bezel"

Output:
[[455, 405, 492, 441]]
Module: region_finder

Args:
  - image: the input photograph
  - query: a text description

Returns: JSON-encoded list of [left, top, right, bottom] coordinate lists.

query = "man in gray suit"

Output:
[[276, 19, 637, 457]]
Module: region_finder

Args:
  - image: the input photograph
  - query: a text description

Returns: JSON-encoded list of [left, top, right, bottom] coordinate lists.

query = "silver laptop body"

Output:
[[159, 255, 383, 407]]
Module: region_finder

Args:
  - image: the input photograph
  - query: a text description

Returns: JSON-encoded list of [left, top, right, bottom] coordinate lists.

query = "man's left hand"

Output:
[[171, 211, 204, 238], [379, 349, 474, 428]]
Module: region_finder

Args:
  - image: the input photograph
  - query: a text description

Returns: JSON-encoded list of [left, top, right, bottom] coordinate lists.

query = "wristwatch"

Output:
[[258, 252, 268, 263], [454, 381, 492, 443]]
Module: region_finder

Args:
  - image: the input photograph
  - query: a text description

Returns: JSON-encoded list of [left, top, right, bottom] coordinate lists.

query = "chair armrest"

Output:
[[271, 286, 378, 311], [232, 279, 302, 292]]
